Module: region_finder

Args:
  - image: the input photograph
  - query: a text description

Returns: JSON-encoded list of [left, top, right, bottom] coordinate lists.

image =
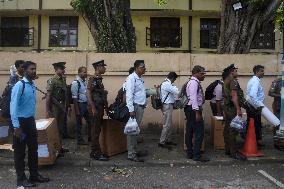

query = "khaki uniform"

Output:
[[269, 78, 281, 119], [46, 74, 68, 138], [87, 75, 108, 155], [223, 76, 245, 155]]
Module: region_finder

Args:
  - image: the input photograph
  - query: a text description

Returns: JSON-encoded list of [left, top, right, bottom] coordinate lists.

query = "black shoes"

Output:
[[186, 154, 193, 159], [29, 174, 50, 183], [165, 141, 177, 146], [77, 139, 88, 145], [158, 143, 172, 150], [17, 179, 36, 187], [128, 155, 144, 162], [62, 134, 74, 139], [136, 150, 148, 157], [193, 156, 210, 162], [225, 151, 231, 156], [230, 153, 247, 161], [90, 153, 109, 161]]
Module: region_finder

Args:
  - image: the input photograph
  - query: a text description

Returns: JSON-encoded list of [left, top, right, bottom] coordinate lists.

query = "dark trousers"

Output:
[[91, 105, 104, 155], [13, 117, 38, 183], [76, 102, 91, 140], [184, 105, 204, 159], [210, 102, 217, 116], [247, 110, 262, 141]]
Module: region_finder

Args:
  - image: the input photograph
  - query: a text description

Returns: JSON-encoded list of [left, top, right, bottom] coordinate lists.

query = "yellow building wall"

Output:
[[40, 15, 96, 51], [0, 0, 39, 9], [131, 0, 189, 10], [0, 15, 38, 51], [133, 16, 189, 52], [192, 0, 221, 11], [42, 0, 72, 10]]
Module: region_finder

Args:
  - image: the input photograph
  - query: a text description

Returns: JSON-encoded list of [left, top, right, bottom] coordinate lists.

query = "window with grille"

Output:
[[146, 17, 182, 48], [0, 17, 33, 47], [200, 18, 220, 49], [49, 16, 78, 47], [251, 22, 275, 49]]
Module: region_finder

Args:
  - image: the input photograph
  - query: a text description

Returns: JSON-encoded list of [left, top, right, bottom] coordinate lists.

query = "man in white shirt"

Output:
[[246, 65, 265, 146], [125, 60, 146, 162], [158, 72, 179, 149], [71, 67, 91, 145], [210, 73, 225, 116]]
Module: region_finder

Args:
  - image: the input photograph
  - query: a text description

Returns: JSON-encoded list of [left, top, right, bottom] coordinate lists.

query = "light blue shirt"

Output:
[[160, 78, 179, 104], [71, 76, 87, 103], [125, 72, 146, 112], [246, 75, 265, 108], [10, 77, 36, 128]]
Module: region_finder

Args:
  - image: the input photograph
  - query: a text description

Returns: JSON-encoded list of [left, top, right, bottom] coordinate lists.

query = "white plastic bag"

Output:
[[124, 118, 140, 135], [230, 116, 246, 131]]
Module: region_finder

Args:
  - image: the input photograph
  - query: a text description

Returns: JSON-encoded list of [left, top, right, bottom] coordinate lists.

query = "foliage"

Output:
[[275, 2, 284, 28], [155, 0, 168, 6]]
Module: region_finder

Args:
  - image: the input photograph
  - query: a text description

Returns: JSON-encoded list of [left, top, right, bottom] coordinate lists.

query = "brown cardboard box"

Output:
[[36, 118, 61, 166], [183, 121, 205, 152], [211, 116, 225, 150], [0, 116, 9, 145], [99, 119, 127, 156]]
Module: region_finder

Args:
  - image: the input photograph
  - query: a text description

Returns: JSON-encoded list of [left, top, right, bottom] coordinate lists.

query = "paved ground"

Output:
[[1, 163, 284, 189], [1, 126, 284, 188]]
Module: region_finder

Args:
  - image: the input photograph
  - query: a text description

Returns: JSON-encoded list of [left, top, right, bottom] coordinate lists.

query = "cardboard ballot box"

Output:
[[36, 118, 61, 166], [211, 116, 225, 150], [99, 119, 127, 156], [183, 121, 205, 152], [0, 115, 9, 145]]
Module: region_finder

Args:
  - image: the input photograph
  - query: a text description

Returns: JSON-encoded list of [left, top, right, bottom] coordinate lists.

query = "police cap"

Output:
[[92, 60, 107, 68], [52, 62, 66, 69], [223, 64, 237, 73]]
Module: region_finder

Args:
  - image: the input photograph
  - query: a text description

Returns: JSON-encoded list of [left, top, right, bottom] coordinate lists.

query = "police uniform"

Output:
[[223, 64, 246, 157], [87, 60, 108, 160], [46, 62, 68, 138], [269, 78, 281, 119]]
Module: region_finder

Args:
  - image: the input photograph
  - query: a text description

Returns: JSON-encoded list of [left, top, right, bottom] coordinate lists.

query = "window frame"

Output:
[[147, 17, 182, 48], [200, 18, 220, 49], [0, 16, 33, 47], [49, 16, 79, 47]]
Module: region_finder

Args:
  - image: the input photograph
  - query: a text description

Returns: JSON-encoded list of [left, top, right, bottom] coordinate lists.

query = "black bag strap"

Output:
[[160, 80, 171, 104], [20, 80, 26, 97]]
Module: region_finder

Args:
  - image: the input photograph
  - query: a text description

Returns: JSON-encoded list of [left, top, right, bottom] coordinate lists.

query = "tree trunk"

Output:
[[71, 0, 136, 53], [217, 0, 281, 54]]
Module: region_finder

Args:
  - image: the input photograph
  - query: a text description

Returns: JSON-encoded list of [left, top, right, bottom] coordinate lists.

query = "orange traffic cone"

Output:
[[239, 118, 264, 157]]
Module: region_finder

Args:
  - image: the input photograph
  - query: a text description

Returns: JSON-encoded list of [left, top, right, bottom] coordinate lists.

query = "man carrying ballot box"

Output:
[[246, 65, 265, 147]]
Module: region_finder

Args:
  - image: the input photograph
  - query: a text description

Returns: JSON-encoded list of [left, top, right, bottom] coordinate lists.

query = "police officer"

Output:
[[46, 62, 70, 154], [87, 60, 109, 161], [223, 64, 246, 161], [269, 77, 281, 135], [269, 77, 281, 119]]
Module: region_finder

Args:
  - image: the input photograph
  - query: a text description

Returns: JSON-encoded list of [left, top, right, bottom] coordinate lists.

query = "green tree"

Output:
[[70, 0, 136, 53]]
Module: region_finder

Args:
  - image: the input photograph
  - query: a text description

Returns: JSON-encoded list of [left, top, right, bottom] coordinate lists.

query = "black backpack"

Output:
[[205, 80, 221, 100], [68, 80, 81, 104], [108, 87, 130, 123], [0, 79, 25, 118]]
